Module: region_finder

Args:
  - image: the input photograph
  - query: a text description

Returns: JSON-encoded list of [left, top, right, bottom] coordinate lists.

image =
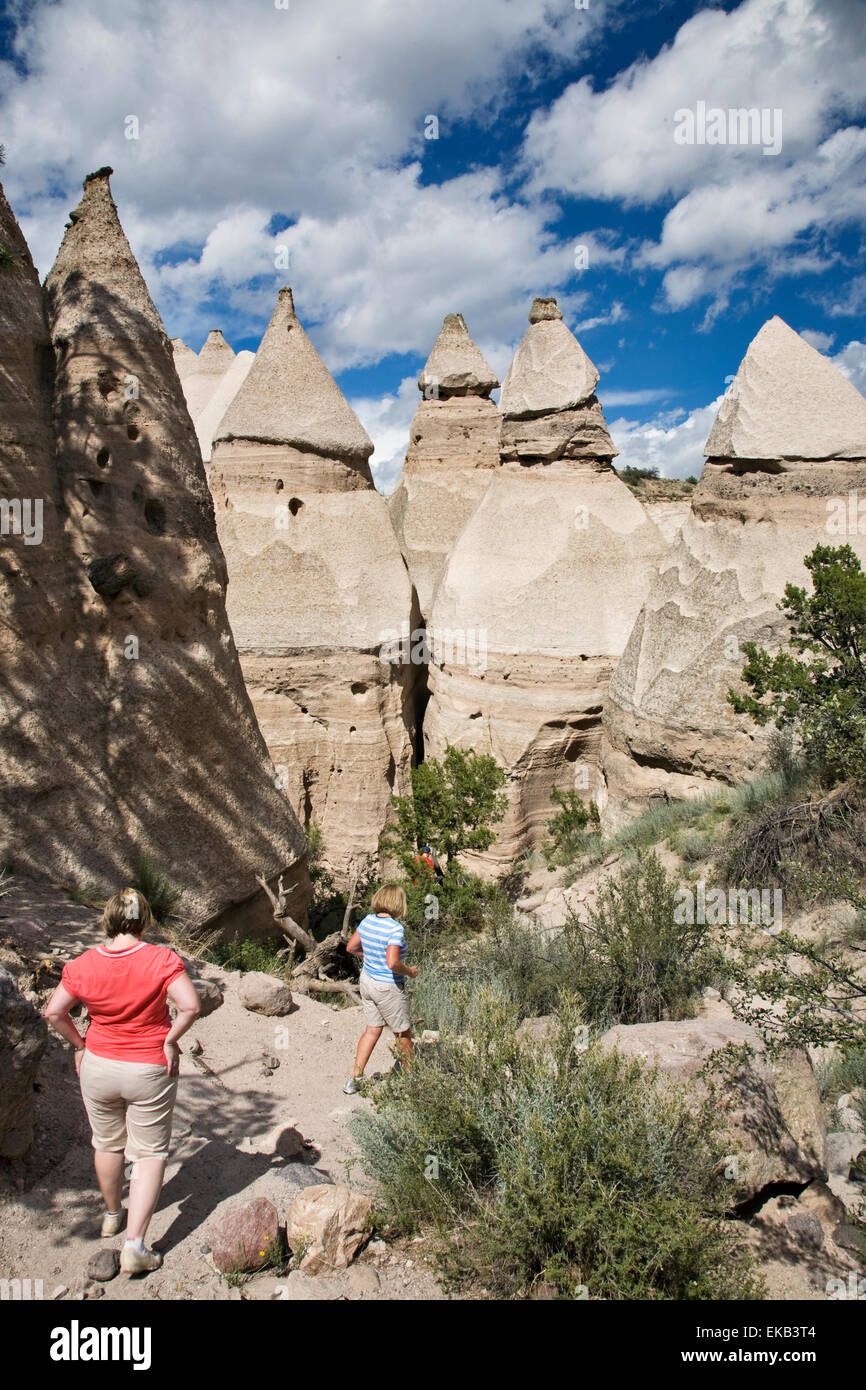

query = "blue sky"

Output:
[[1, 0, 864, 489]]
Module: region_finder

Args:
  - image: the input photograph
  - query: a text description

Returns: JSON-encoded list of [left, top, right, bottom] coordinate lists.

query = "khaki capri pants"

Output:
[[79, 1051, 178, 1162], [360, 971, 411, 1033]]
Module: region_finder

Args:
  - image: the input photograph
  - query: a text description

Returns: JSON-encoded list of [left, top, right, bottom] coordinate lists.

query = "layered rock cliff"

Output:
[[601, 316, 866, 826], [423, 298, 667, 866]]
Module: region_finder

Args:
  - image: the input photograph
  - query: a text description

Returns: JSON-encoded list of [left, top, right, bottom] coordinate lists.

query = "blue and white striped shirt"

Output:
[[357, 913, 407, 984]]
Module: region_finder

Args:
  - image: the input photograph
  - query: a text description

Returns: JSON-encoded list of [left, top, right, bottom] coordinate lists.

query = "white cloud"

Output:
[[799, 328, 835, 352], [522, 0, 866, 314], [609, 397, 723, 480], [350, 375, 420, 496], [0, 0, 612, 356], [831, 340, 866, 396]]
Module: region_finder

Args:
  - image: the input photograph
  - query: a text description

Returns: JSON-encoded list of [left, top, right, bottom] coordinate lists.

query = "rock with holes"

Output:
[[600, 317, 866, 830], [599, 1018, 827, 1202], [209, 288, 415, 886], [422, 297, 666, 869], [285, 1184, 373, 1273], [0, 180, 103, 880], [389, 313, 501, 617], [39, 169, 309, 937], [208, 1196, 281, 1274]]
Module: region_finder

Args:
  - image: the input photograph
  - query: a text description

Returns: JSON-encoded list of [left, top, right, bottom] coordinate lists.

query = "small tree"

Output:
[[380, 744, 507, 877], [728, 544, 866, 783], [543, 786, 600, 867]]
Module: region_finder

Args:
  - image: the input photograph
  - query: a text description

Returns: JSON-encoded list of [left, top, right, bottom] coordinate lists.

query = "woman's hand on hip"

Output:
[[164, 1040, 181, 1077], [74, 1048, 84, 1077]]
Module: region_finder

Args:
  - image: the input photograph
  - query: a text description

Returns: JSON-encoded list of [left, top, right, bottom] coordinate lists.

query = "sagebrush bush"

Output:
[[351, 992, 762, 1300], [564, 851, 721, 1027]]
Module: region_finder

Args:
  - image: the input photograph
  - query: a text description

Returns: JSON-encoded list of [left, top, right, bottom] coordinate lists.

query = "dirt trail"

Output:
[[0, 878, 443, 1302]]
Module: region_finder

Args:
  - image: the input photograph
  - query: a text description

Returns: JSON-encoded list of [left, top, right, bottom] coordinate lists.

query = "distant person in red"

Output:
[[413, 843, 443, 885], [44, 887, 200, 1275]]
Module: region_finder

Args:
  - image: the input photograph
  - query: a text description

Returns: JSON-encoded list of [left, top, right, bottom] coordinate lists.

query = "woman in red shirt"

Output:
[[45, 887, 200, 1275]]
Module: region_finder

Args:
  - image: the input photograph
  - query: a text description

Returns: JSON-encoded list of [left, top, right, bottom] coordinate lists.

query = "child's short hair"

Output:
[[370, 883, 407, 920], [102, 888, 153, 938]]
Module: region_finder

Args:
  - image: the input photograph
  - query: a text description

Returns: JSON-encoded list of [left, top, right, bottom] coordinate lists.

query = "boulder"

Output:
[[192, 978, 224, 1017], [238, 972, 293, 1017], [208, 1196, 281, 1274], [0, 967, 48, 1158], [599, 1018, 826, 1201], [826, 1131, 866, 1176], [285, 1184, 373, 1273]]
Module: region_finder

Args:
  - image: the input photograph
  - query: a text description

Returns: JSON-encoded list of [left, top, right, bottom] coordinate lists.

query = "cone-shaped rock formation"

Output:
[[210, 287, 415, 882], [42, 169, 308, 932], [423, 298, 667, 866], [601, 316, 866, 825], [390, 313, 500, 617]]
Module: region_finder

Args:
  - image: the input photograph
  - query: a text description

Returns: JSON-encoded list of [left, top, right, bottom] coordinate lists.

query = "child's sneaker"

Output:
[[343, 1076, 361, 1095]]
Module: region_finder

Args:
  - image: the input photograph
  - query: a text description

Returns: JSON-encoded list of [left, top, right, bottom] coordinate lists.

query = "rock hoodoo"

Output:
[[389, 313, 500, 619], [42, 169, 309, 932], [173, 331, 254, 462], [601, 316, 866, 824], [210, 286, 415, 882], [423, 298, 667, 866]]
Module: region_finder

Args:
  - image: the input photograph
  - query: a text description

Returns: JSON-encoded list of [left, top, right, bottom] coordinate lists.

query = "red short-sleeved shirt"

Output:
[[61, 941, 187, 1064]]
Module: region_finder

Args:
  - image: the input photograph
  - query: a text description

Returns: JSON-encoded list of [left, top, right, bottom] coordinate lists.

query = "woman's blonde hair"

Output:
[[370, 882, 407, 920], [102, 887, 154, 939]]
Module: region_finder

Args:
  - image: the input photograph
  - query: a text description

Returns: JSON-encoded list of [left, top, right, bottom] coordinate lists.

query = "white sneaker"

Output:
[[343, 1077, 361, 1095]]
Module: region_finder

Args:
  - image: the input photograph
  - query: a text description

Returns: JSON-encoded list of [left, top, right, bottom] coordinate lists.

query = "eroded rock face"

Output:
[[0, 181, 100, 885], [42, 170, 309, 934], [422, 299, 666, 867], [211, 287, 415, 884], [0, 968, 48, 1159], [599, 1019, 826, 1202], [390, 313, 500, 617], [601, 318, 866, 827]]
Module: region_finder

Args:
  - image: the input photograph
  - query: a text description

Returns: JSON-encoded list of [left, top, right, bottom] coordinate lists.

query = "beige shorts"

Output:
[[360, 972, 411, 1033], [79, 1051, 178, 1161]]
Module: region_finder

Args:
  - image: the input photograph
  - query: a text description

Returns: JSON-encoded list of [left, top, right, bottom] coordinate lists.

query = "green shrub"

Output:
[[564, 851, 721, 1027], [351, 993, 762, 1300], [542, 787, 601, 868], [207, 937, 291, 979], [130, 855, 181, 924], [404, 866, 508, 941]]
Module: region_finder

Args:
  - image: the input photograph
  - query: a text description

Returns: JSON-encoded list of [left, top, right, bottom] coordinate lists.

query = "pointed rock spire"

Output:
[[500, 297, 600, 419], [43, 168, 308, 932], [196, 348, 254, 462], [182, 328, 237, 419], [418, 313, 499, 398], [171, 337, 198, 383], [215, 287, 373, 466], [705, 315, 866, 461]]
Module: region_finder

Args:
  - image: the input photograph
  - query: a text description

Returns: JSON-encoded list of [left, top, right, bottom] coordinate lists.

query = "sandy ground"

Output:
[[0, 879, 443, 1302]]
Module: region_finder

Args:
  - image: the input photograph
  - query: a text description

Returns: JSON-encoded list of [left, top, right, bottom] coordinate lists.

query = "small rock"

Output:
[[51, 1286, 68, 1300], [189, 1038, 203, 1056], [208, 1196, 281, 1274], [833, 1222, 866, 1257], [86, 1248, 120, 1283], [849, 1149, 866, 1183], [263, 1056, 280, 1070], [82, 1282, 105, 1299], [826, 1131, 866, 1175], [786, 1210, 823, 1251], [285, 1185, 373, 1274], [192, 978, 223, 1017], [343, 1264, 380, 1296]]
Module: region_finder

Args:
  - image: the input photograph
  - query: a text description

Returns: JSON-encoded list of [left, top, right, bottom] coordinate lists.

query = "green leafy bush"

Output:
[[564, 851, 721, 1027], [351, 992, 762, 1300], [542, 787, 601, 867], [380, 744, 507, 876], [130, 855, 181, 923]]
